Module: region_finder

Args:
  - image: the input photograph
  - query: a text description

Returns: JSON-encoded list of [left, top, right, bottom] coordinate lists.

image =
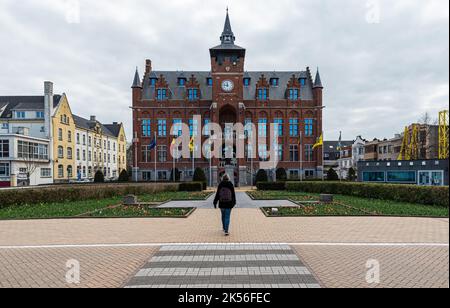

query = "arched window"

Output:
[[67, 165, 73, 178], [58, 146, 64, 158], [67, 147, 73, 159], [58, 165, 64, 178]]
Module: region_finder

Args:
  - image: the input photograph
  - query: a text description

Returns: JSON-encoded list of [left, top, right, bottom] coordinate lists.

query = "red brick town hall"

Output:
[[131, 11, 324, 186]]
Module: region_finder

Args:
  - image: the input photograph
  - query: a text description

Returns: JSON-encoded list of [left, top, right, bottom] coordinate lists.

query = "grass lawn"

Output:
[[262, 203, 367, 217], [247, 191, 317, 201], [251, 191, 449, 217], [0, 191, 210, 220], [84, 206, 193, 218]]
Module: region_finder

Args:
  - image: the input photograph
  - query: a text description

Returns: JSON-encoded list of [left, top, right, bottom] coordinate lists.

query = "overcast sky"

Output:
[[0, 0, 448, 142]]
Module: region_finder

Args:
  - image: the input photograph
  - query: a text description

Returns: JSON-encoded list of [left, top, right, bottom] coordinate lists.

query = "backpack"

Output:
[[219, 186, 233, 203]]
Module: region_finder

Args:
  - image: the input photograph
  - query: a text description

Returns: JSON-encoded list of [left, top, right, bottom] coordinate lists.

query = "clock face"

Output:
[[221, 80, 234, 92]]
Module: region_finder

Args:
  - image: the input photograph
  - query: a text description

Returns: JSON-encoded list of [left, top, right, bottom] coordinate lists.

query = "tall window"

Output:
[[274, 119, 283, 136], [76, 133, 80, 144], [158, 119, 167, 137], [243, 78, 251, 86], [189, 118, 199, 137], [257, 88, 268, 101], [150, 78, 157, 86], [258, 144, 268, 161], [67, 165, 73, 178], [58, 128, 63, 141], [0, 163, 10, 176], [305, 144, 314, 161], [142, 119, 151, 137], [83, 135, 86, 145], [157, 89, 167, 100], [305, 119, 314, 136], [288, 89, 299, 100], [58, 146, 64, 158], [276, 144, 283, 161], [207, 78, 213, 86], [76, 149, 80, 160], [83, 150, 86, 161], [58, 165, 64, 178], [68, 131, 72, 143], [0, 140, 9, 158], [204, 119, 210, 136], [67, 147, 73, 159], [290, 144, 299, 162], [258, 118, 267, 137], [299, 78, 307, 86], [141, 145, 152, 163], [188, 89, 199, 101], [158, 145, 167, 162], [289, 119, 299, 137], [244, 118, 253, 138], [173, 119, 182, 137]]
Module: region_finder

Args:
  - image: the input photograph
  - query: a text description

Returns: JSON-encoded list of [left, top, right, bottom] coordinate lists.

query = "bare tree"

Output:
[[20, 155, 38, 186]]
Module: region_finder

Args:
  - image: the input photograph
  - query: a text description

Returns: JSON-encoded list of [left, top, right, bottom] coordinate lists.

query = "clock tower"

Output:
[[209, 9, 246, 184]]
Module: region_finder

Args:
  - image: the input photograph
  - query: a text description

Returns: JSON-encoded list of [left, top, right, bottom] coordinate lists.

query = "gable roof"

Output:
[[73, 114, 116, 138], [103, 123, 122, 137], [141, 71, 314, 101], [0, 95, 62, 118]]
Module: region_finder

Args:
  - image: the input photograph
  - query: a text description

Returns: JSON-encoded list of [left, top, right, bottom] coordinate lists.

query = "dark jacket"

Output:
[[213, 180, 236, 209]]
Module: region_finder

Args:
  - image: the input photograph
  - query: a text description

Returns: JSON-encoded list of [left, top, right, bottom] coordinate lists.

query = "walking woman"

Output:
[[213, 174, 236, 236]]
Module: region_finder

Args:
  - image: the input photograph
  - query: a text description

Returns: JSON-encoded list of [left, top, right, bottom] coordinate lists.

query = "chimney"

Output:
[[90, 116, 96, 122], [145, 59, 152, 75], [44, 81, 54, 139]]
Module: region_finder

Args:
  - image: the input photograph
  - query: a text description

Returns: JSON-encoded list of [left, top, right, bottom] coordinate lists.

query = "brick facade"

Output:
[[131, 11, 324, 186]]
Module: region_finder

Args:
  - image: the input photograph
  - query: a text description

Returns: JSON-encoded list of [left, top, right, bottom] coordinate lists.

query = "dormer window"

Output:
[[178, 78, 186, 87], [299, 78, 307, 86], [270, 78, 279, 87], [36, 111, 45, 119], [288, 89, 299, 101], [243, 78, 251, 87], [188, 89, 199, 101], [257, 88, 268, 101], [206, 78, 213, 86], [149, 78, 157, 86], [15, 111, 26, 119], [157, 89, 168, 101]]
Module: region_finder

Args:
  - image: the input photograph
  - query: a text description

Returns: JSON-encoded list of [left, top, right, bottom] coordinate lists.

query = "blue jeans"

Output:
[[221, 208, 232, 233]]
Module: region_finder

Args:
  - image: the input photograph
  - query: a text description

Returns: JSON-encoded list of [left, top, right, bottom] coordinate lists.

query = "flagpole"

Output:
[[173, 140, 176, 182], [154, 132, 157, 182], [300, 131, 303, 182], [322, 131, 325, 182]]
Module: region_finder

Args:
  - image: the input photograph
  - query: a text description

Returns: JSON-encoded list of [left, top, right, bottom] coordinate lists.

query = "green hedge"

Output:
[[286, 182, 449, 207], [257, 182, 287, 191], [0, 183, 179, 208], [179, 182, 204, 192]]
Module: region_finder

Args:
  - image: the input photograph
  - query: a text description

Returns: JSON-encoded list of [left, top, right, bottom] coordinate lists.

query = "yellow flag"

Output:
[[313, 134, 323, 150], [189, 136, 195, 152], [171, 138, 176, 146]]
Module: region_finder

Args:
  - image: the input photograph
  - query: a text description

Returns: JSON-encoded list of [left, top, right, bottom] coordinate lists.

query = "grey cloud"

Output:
[[0, 0, 448, 142]]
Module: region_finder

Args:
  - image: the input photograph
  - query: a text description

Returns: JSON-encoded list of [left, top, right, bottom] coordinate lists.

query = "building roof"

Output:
[[313, 68, 323, 88], [324, 141, 354, 154], [0, 95, 62, 118], [210, 9, 246, 56], [141, 71, 314, 101], [73, 114, 116, 138], [131, 68, 142, 88], [103, 123, 122, 137]]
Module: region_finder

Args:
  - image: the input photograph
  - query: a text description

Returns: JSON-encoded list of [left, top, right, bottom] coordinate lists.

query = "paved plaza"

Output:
[[0, 193, 448, 288]]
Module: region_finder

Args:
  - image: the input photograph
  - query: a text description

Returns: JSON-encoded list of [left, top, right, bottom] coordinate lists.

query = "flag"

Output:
[[337, 131, 342, 151], [149, 137, 157, 150], [189, 136, 195, 152], [313, 134, 323, 150]]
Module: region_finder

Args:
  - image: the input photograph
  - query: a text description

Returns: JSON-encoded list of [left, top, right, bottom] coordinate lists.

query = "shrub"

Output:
[[118, 170, 129, 182], [327, 168, 339, 181], [276, 168, 287, 181], [255, 169, 269, 184], [347, 168, 357, 182], [179, 182, 203, 192], [257, 182, 286, 191], [0, 183, 180, 208], [193, 168, 207, 190], [170, 168, 181, 182], [94, 171, 105, 183], [285, 181, 449, 207]]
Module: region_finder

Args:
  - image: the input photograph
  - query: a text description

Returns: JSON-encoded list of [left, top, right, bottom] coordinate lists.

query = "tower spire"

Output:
[[313, 67, 323, 88], [220, 8, 235, 44], [131, 67, 142, 89]]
